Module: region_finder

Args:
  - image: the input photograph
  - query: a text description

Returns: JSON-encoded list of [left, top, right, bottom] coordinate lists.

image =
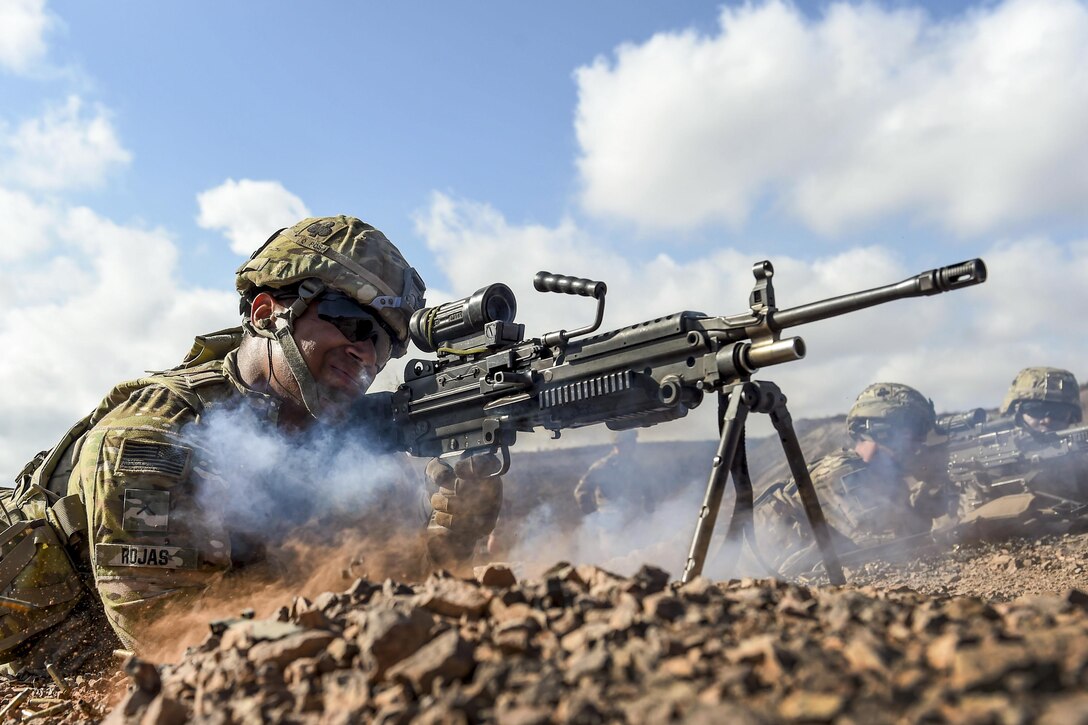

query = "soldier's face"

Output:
[[250, 292, 389, 421], [291, 302, 383, 408], [1019, 403, 1075, 433], [853, 429, 924, 467]]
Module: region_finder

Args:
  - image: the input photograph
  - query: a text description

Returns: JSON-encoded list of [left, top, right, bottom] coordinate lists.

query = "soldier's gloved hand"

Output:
[[424, 452, 503, 570]]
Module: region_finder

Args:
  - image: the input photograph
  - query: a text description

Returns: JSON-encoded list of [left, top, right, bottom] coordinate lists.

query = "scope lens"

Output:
[[484, 292, 513, 323]]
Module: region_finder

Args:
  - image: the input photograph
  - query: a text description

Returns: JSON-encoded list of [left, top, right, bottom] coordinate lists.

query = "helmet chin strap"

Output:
[[248, 279, 328, 420]]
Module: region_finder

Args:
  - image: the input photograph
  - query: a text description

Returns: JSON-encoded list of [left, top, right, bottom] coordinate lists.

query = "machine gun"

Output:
[[360, 258, 987, 583], [944, 420, 1088, 515]]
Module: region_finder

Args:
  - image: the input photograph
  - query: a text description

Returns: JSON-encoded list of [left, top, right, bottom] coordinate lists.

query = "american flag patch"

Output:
[[117, 440, 191, 478]]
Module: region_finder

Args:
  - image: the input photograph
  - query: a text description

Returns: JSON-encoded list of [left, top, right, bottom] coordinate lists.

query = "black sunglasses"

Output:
[[848, 418, 928, 445], [1019, 401, 1075, 421], [315, 293, 400, 365]]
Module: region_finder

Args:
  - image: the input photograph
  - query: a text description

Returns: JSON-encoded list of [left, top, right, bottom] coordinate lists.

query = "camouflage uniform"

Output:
[[758, 450, 939, 573], [756, 383, 946, 574], [8, 216, 429, 653], [956, 366, 1086, 512], [68, 348, 273, 648], [573, 431, 646, 517]]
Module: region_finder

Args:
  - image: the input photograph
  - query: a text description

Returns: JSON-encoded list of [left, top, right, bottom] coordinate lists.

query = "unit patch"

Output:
[[117, 440, 190, 478], [96, 543, 198, 569], [122, 489, 170, 533]]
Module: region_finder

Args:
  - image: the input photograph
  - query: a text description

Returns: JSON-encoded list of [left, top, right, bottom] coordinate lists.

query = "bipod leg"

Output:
[[764, 383, 846, 585], [723, 425, 753, 550], [682, 382, 754, 583]]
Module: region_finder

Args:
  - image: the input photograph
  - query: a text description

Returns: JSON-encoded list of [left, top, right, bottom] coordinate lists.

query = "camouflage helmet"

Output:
[[999, 367, 1082, 422], [846, 382, 935, 441], [235, 215, 426, 345]]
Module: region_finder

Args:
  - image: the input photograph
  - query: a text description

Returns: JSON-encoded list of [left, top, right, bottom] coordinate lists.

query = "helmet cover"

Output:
[[846, 382, 935, 441], [999, 367, 1082, 422], [235, 215, 426, 346]]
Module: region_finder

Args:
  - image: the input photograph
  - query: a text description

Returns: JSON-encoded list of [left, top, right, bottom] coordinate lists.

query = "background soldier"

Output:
[[950, 367, 1086, 515], [3, 216, 503, 660], [573, 430, 649, 519], [756, 382, 949, 575], [999, 366, 1082, 434]]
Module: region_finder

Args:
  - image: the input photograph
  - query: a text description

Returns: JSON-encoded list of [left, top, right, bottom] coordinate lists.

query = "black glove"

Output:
[[424, 452, 503, 569]]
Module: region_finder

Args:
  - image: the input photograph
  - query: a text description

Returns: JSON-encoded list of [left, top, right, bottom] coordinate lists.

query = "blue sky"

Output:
[[5, 0, 1009, 290], [2, 0, 1087, 473]]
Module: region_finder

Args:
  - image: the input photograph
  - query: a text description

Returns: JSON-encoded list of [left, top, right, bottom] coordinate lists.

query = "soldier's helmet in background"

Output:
[[999, 367, 1082, 423], [235, 215, 426, 354], [846, 382, 936, 445]]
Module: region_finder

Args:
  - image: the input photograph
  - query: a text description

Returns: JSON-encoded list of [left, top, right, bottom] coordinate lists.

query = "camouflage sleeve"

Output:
[[754, 470, 860, 577], [71, 385, 234, 650], [908, 476, 957, 525], [753, 482, 812, 571], [573, 454, 611, 514]]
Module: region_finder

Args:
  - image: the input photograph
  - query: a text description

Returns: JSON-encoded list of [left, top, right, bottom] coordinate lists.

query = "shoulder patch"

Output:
[[117, 440, 191, 478], [838, 466, 870, 495], [122, 489, 170, 533]]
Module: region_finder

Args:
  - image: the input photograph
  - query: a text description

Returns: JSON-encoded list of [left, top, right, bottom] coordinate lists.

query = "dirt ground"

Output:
[[0, 531, 1084, 723], [850, 532, 1088, 602], [2, 411, 1087, 722]]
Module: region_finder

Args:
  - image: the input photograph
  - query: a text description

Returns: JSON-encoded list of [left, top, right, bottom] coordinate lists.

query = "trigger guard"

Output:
[[448, 445, 509, 477]]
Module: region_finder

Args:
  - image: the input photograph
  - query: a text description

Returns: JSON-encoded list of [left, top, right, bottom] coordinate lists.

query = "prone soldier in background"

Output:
[[755, 382, 951, 576], [947, 366, 1086, 516], [1000, 367, 1082, 434], [572, 430, 650, 519], [1, 216, 503, 667]]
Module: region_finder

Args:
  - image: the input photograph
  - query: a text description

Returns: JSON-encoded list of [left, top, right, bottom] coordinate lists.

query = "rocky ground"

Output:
[[850, 533, 1088, 602], [0, 534, 1085, 723], [3, 391, 1088, 723], [104, 558, 1088, 723]]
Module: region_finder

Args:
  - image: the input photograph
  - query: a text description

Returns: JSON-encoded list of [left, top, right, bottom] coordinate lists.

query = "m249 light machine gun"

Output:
[[360, 259, 987, 583], [945, 421, 1088, 515]]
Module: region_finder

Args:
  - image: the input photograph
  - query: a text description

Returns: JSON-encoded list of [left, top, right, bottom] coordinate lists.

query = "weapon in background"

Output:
[[935, 408, 988, 436], [942, 418, 1088, 515], [359, 258, 987, 583]]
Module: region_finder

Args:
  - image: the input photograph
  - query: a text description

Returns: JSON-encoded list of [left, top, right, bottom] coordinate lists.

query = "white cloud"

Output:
[[575, 0, 1088, 236], [0, 186, 57, 261], [413, 193, 1086, 448], [0, 0, 53, 73], [0, 196, 237, 476], [197, 178, 311, 256], [0, 96, 132, 190]]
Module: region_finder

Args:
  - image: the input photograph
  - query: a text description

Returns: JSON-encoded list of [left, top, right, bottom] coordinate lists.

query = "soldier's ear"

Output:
[[250, 292, 278, 330]]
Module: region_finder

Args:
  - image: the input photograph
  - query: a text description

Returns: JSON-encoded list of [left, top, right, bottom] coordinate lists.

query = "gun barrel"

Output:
[[772, 258, 986, 330]]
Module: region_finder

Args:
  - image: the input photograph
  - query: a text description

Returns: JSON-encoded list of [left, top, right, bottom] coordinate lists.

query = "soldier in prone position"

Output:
[[756, 382, 952, 575], [1000, 367, 1082, 435], [951, 366, 1086, 514], [3, 216, 502, 657], [573, 429, 650, 519]]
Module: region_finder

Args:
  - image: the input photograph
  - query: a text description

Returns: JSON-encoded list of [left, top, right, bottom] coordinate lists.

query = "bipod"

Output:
[[680, 380, 846, 585]]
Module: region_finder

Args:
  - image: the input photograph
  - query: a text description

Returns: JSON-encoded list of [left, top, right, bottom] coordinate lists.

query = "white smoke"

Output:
[[504, 465, 762, 581], [185, 401, 422, 543]]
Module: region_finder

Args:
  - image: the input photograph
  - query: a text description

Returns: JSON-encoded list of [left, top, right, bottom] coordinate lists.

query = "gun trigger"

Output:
[[495, 445, 511, 477]]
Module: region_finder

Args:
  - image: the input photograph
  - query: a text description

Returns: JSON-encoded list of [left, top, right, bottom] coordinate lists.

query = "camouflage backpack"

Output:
[[0, 328, 243, 661]]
